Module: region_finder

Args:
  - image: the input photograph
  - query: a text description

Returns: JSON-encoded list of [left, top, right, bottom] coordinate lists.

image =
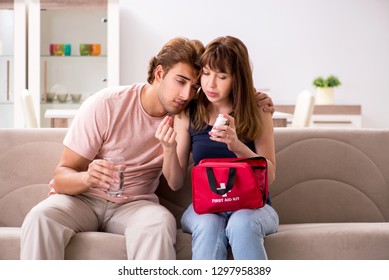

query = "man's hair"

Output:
[[147, 37, 204, 84], [191, 36, 263, 141]]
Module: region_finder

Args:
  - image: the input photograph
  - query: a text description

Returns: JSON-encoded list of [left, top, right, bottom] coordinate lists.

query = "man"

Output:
[[20, 37, 274, 260]]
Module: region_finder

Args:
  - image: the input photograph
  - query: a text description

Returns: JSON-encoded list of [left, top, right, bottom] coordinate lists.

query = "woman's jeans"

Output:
[[181, 203, 279, 260]]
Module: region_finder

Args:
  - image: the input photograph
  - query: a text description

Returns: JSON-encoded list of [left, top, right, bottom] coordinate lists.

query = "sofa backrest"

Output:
[[0, 128, 66, 226], [271, 128, 389, 224], [1, 128, 389, 228], [157, 128, 389, 226]]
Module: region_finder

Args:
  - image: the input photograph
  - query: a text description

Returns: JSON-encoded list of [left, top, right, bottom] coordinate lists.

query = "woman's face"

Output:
[[200, 65, 232, 104]]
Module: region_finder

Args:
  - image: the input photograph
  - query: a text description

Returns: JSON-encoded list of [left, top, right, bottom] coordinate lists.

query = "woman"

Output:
[[156, 36, 278, 259]]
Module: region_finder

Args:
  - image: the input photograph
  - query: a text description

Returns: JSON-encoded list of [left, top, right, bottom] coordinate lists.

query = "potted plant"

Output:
[[313, 75, 341, 105]]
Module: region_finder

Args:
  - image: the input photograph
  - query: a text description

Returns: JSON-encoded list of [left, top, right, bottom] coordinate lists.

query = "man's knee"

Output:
[[153, 208, 176, 234], [22, 203, 50, 228]]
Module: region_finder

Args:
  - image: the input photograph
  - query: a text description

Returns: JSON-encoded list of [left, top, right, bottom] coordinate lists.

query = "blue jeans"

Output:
[[181, 203, 279, 260]]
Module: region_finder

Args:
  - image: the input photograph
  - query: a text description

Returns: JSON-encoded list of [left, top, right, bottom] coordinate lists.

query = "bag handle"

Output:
[[206, 167, 236, 195]]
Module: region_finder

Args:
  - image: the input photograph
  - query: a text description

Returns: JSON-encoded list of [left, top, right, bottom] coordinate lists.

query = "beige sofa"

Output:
[[1, 128, 389, 260]]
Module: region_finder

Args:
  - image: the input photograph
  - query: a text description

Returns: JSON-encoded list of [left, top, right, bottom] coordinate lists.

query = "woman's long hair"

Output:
[[191, 36, 263, 141]]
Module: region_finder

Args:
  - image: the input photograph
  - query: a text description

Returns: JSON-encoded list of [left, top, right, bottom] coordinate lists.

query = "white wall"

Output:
[[119, 0, 389, 128]]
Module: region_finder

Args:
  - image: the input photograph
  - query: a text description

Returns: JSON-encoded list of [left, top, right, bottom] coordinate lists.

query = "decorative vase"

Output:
[[315, 87, 334, 105]]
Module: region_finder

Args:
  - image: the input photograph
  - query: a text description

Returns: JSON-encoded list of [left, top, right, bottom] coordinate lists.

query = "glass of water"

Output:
[[104, 156, 126, 197]]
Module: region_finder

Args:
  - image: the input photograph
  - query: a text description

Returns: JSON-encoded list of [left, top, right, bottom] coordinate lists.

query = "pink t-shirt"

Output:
[[60, 83, 165, 204]]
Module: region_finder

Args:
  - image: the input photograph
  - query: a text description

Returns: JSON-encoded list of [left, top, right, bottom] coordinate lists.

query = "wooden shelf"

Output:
[[40, 0, 107, 10], [275, 105, 361, 115], [275, 105, 362, 128], [0, 1, 13, 9]]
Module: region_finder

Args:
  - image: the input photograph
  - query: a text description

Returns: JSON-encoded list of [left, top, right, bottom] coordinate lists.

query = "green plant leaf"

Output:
[[327, 75, 341, 87], [313, 76, 325, 87], [313, 75, 341, 87]]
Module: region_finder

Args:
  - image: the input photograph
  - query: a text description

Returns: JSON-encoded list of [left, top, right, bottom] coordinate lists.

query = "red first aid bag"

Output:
[[191, 157, 268, 214]]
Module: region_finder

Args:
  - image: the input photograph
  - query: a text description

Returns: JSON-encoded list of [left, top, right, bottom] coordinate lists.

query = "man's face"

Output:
[[157, 62, 200, 115]]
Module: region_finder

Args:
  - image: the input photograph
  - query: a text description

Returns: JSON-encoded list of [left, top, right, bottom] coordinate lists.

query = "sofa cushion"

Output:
[[65, 232, 127, 260], [64, 231, 193, 260], [271, 129, 389, 224], [176, 230, 192, 260], [0, 227, 21, 260], [265, 223, 389, 259], [0, 128, 65, 227], [0, 184, 49, 227]]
